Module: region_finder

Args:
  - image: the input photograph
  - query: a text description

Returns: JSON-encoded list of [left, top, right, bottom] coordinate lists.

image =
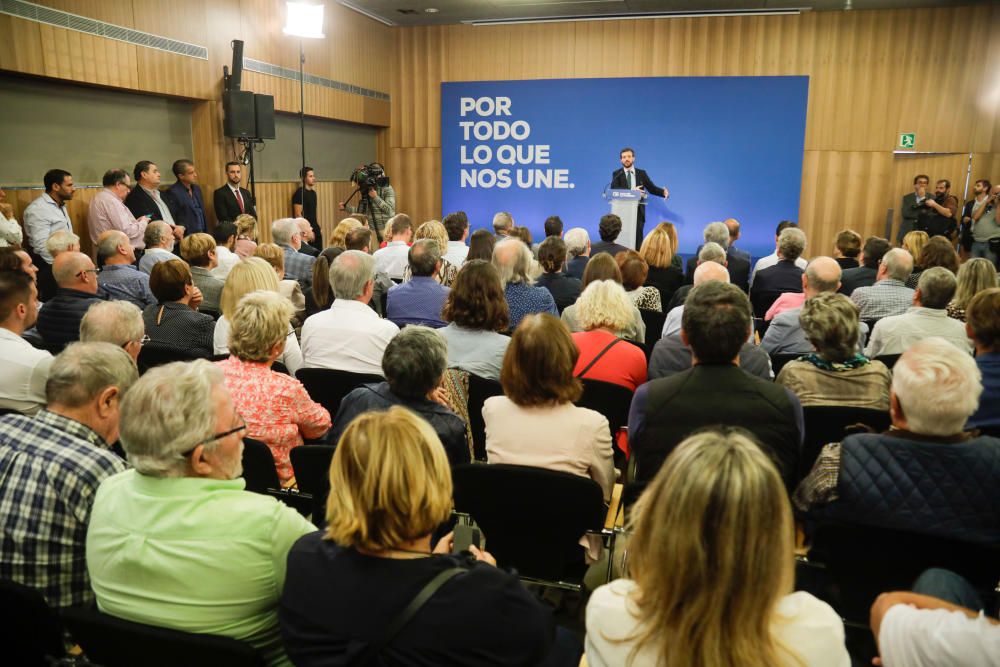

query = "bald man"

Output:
[[765, 255, 842, 321], [95, 230, 156, 309], [762, 256, 868, 355], [36, 251, 105, 352], [661, 261, 731, 340]]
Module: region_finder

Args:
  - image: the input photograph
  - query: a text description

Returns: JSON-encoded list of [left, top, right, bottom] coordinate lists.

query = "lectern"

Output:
[[605, 189, 643, 250]]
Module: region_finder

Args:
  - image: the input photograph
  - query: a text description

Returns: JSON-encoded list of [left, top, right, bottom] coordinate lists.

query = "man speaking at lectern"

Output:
[[611, 147, 669, 247]]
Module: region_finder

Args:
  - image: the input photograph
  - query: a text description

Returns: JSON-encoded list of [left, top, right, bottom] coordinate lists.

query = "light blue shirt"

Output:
[[23, 193, 72, 263]]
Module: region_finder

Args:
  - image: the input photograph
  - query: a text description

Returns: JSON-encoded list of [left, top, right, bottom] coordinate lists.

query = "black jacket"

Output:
[[332, 382, 469, 466], [163, 182, 207, 234], [212, 185, 257, 222], [750, 260, 803, 318], [644, 265, 685, 307], [566, 255, 589, 280], [685, 247, 752, 293], [839, 265, 878, 296], [124, 185, 167, 222], [590, 241, 629, 258], [37, 288, 105, 352], [535, 272, 582, 313]]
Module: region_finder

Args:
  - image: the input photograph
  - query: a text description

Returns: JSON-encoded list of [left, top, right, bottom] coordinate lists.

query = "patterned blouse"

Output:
[[402, 257, 459, 287], [215, 356, 331, 485], [946, 301, 966, 322], [627, 286, 662, 313]]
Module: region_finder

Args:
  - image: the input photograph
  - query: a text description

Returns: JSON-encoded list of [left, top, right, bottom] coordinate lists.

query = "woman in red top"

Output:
[[216, 290, 330, 485], [571, 280, 648, 391]]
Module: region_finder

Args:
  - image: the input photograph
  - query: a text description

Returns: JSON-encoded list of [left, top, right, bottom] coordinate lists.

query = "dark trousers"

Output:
[[912, 567, 984, 611], [538, 626, 582, 667]]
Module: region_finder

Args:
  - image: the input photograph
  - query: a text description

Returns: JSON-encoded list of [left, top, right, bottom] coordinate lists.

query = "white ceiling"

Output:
[[339, 0, 972, 26]]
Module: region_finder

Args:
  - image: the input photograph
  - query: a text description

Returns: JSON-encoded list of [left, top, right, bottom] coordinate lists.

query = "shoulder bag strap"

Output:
[[352, 566, 465, 666], [575, 337, 623, 379]]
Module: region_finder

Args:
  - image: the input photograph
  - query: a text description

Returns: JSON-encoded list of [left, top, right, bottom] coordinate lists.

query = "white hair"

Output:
[[492, 238, 533, 286], [882, 248, 914, 282], [45, 230, 80, 258], [698, 242, 727, 265], [703, 222, 730, 249], [330, 250, 375, 300], [119, 360, 224, 477], [80, 300, 144, 348], [564, 227, 590, 257], [575, 280, 635, 332], [892, 337, 981, 436], [271, 217, 299, 246]]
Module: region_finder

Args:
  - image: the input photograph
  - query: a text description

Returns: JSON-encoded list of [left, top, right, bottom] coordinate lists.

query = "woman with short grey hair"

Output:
[[776, 292, 891, 410], [216, 291, 330, 485]]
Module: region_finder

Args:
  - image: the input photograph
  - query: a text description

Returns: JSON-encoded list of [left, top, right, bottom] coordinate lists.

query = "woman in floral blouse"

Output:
[[215, 290, 330, 486]]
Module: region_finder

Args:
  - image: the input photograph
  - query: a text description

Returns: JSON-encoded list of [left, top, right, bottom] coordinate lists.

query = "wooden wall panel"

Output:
[[0, 16, 46, 77], [250, 181, 365, 246], [6, 187, 103, 257], [388, 5, 1000, 250]]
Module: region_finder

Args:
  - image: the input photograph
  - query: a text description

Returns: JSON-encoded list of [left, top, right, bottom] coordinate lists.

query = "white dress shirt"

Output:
[[300, 300, 398, 375], [444, 240, 469, 266], [373, 241, 410, 280], [23, 193, 72, 263], [141, 186, 176, 227], [211, 245, 241, 280], [0, 328, 54, 414], [879, 604, 1000, 667], [865, 307, 973, 357], [750, 252, 808, 286]]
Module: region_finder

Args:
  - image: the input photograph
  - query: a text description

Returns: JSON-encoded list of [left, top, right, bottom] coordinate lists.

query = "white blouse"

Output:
[[586, 579, 850, 667]]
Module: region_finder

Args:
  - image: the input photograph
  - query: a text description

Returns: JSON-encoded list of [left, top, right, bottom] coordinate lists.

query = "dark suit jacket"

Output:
[[839, 265, 878, 296], [591, 241, 629, 258], [164, 182, 206, 234], [213, 185, 257, 222], [685, 246, 751, 293], [610, 167, 666, 233], [299, 242, 320, 257], [566, 255, 589, 280], [124, 186, 166, 222], [899, 191, 924, 243], [750, 260, 803, 318]]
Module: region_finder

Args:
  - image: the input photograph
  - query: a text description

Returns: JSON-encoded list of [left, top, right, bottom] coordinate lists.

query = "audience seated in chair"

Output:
[[750, 226, 806, 318], [180, 232, 225, 313], [866, 267, 971, 357], [906, 236, 959, 289], [966, 288, 1000, 431], [839, 236, 890, 297], [850, 247, 915, 321], [138, 221, 176, 275], [664, 241, 727, 314], [86, 359, 316, 667], [750, 220, 808, 286], [776, 293, 891, 410], [210, 220, 240, 280], [216, 291, 330, 486], [586, 429, 849, 667], [562, 253, 645, 342], [638, 222, 684, 307], [590, 214, 629, 259], [372, 213, 412, 280], [794, 338, 1000, 545], [661, 258, 731, 340], [301, 250, 398, 375], [630, 282, 803, 492], [402, 220, 459, 287], [442, 211, 470, 265], [563, 227, 591, 280], [438, 260, 511, 381], [142, 259, 214, 358], [253, 243, 307, 324], [331, 326, 468, 465], [387, 238, 450, 328], [80, 299, 147, 363], [214, 259, 303, 375], [947, 258, 997, 322], [272, 217, 315, 292], [535, 236, 582, 313], [36, 251, 105, 352], [684, 220, 752, 293], [571, 280, 647, 391], [45, 229, 81, 262], [617, 250, 662, 313], [832, 229, 861, 270], [95, 230, 156, 309], [279, 407, 571, 667], [0, 270, 52, 414], [0, 342, 136, 608], [484, 313, 614, 507], [870, 568, 1000, 666], [493, 237, 557, 331]]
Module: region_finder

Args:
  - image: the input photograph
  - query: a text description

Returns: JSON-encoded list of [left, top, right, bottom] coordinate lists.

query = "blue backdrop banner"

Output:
[[441, 76, 809, 260]]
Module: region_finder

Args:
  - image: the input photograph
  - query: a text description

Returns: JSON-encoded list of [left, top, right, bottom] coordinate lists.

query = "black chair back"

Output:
[[576, 379, 633, 445], [638, 309, 666, 360], [296, 368, 383, 418], [804, 521, 1000, 624], [61, 606, 266, 667], [769, 353, 802, 376], [290, 445, 336, 525], [241, 438, 280, 493], [800, 406, 891, 480], [467, 374, 504, 461], [138, 344, 206, 374], [873, 353, 901, 369], [0, 579, 65, 667], [451, 464, 605, 584]]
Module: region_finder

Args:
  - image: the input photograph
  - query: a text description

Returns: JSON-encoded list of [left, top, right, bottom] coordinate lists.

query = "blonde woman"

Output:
[[571, 280, 647, 391], [638, 223, 684, 307], [586, 429, 850, 667], [214, 257, 303, 374], [234, 213, 258, 258], [254, 243, 306, 322], [561, 254, 646, 343], [278, 407, 563, 666], [403, 220, 459, 286], [947, 258, 999, 321], [216, 291, 330, 485], [327, 217, 362, 249], [901, 230, 929, 269]]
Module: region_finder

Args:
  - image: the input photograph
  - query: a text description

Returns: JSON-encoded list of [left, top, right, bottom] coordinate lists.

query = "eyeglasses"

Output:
[[181, 416, 247, 457], [121, 335, 151, 349], [77, 268, 100, 278]]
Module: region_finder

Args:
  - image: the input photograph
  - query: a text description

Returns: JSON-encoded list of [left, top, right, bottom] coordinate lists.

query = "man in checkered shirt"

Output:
[[850, 247, 915, 321], [272, 217, 315, 292], [0, 341, 137, 608]]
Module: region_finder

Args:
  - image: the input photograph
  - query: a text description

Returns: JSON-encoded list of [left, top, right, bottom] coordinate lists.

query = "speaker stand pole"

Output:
[[298, 39, 307, 216]]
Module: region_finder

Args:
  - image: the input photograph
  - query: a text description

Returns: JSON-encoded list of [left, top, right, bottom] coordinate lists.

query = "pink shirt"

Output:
[[216, 356, 331, 484], [87, 188, 148, 248], [765, 292, 806, 321]]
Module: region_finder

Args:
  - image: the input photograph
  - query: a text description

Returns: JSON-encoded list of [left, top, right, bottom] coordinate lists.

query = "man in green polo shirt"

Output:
[[86, 360, 316, 667]]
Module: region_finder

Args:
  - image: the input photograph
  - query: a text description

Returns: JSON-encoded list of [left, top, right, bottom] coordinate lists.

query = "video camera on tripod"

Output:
[[351, 163, 390, 192]]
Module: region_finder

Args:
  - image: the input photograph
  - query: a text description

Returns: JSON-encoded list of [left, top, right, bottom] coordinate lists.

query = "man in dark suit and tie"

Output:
[[164, 159, 206, 235], [124, 161, 184, 243], [212, 161, 256, 223], [898, 174, 930, 244], [684, 221, 752, 293], [610, 147, 669, 248]]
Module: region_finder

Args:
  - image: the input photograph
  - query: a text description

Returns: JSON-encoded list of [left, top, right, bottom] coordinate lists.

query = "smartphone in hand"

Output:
[[452, 524, 481, 554]]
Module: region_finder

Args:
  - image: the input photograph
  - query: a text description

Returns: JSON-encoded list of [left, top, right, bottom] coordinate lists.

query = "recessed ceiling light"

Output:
[[425, 7, 439, 12]]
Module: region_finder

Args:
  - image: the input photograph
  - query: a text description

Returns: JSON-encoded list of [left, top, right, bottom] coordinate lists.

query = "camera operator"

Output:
[[970, 184, 1000, 265], [914, 179, 958, 240], [339, 163, 395, 243]]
